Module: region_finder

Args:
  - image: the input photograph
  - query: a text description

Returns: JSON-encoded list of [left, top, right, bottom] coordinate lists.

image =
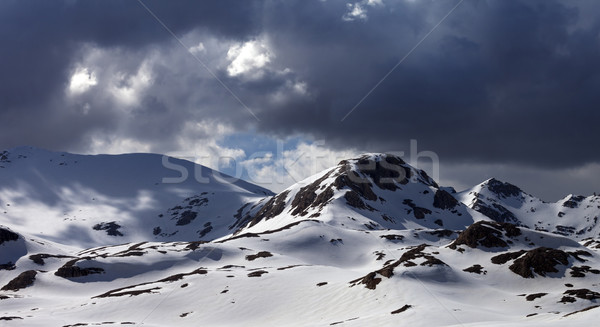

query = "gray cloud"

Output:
[[253, 0, 600, 168], [0, 0, 599, 198], [0, 0, 261, 150]]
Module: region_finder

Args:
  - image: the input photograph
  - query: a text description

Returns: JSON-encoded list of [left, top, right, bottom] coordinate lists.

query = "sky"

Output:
[[1, 0, 599, 201]]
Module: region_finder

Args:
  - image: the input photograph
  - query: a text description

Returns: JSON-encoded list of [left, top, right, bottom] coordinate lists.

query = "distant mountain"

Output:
[[0, 146, 271, 247], [1, 148, 600, 326], [458, 178, 600, 238]]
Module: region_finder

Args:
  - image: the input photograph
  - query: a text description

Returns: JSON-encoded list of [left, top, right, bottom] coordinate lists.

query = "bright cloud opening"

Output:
[[226, 40, 272, 78], [68, 67, 97, 94]]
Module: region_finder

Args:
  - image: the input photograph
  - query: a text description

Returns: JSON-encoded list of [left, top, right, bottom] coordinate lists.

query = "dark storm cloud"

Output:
[[250, 0, 600, 168], [0, 0, 261, 150], [1, 0, 599, 172]]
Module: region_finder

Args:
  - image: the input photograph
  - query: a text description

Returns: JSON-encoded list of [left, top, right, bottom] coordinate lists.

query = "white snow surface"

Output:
[[0, 148, 599, 326]]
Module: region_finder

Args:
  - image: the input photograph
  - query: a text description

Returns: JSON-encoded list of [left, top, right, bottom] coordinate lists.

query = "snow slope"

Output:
[[0, 146, 271, 247], [1, 149, 599, 326]]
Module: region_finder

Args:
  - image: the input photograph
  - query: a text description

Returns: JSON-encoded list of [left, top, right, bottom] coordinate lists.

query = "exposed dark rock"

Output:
[[553, 225, 576, 236], [491, 250, 527, 265], [562, 195, 586, 208], [502, 223, 522, 237], [291, 172, 335, 216], [317, 282, 328, 287], [0, 262, 15, 270], [344, 190, 368, 210], [381, 214, 395, 223], [245, 251, 273, 261], [570, 266, 600, 277], [248, 190, 291, 227], [197, 222, 213, 238], [449, 221, 520, 250], [568, 250, 593, 262], [472, 200, 519, 224], [55, 259, 104, 278], [380, 234, 404, 241], [563, 289, 600, 301], [333, 163, 378, 201], [1, 270, 37, 291], [115, 251, 145, 257], [219, 265, 246, 270], [351, 272, 381, 290], [231, 202, 251, 229], [157, 269, 207, 283], [354, 155, 411, 190], [224, 220, 320, 242], [486, 179, 522, 198], [98, 287, 161, 298], [277, 265, 308, 271], [463, 264, 486, 274], [247, 270, 268, 277], [92, 221, 123, 236], [563, 305, 600, 317], [433, 190, 458, 210], [525, 293, 547, 301], [402, 199, 431, 219], [0, 227, 19, 244], [55, 266, 105, 278], [413, 207, 431, 219], [560, 296, 577, 303], [374, 251, 386, 260], [175, 211, 197, 226], [29, 253, 74, 265], [330, 238, 343, 245], [187, 196, 209, 207], [314, 187, 335, 209], [421, 256, 446, 266], [93, 268, 206, 298], [508, 247, 570, 278], [351, 244, 445, 290], [391, 304, 412, 314]]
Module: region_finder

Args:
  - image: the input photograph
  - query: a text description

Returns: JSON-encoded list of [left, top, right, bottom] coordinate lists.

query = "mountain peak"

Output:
[[338, 153, 439, 189], [482, 178, 523, 199], [233, 152, 474, 234]]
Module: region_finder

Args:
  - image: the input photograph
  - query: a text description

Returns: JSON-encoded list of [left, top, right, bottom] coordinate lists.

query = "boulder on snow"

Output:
[[1, 270, 37, 291], [0, 228, 19, 245], [449, 221, 521, 250]]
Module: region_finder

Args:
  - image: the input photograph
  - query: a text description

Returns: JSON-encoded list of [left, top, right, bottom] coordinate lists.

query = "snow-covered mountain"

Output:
[[0, 146, 271, 247], [1, 148, 599, 326], [232, 153, 483, 235], [458, 178, 600, 238]]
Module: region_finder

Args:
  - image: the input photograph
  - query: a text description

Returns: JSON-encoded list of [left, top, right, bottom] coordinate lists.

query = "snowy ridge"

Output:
[[1, 148, 600, 326], [459, 178, 600, 238], [0, 146, 271, 247], [231, 153, 482, 237]]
